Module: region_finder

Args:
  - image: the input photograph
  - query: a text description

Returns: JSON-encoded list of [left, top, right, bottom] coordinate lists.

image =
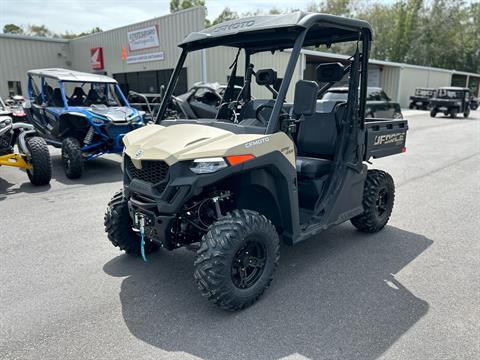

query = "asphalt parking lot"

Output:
[[1, 110, 479, 360]]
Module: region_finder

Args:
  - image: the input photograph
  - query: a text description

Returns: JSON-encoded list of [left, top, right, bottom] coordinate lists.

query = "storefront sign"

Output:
[[127, 26, 160, 51], [90, 47, 104, 70], [126, 51, 165, 64]]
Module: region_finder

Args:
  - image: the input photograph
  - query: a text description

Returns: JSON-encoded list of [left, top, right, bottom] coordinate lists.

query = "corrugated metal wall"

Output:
[[70, 7, 205, 85], [0, 36, 70, 98], [426, 70, 452, 89], [379, 66, 400, 103]]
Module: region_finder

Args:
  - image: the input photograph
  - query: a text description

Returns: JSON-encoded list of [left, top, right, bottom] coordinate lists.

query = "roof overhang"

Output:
[[27, 68, 117, 83]]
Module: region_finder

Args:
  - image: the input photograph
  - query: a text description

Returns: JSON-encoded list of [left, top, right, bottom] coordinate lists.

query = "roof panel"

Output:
[[179, 12, 372, 51], [27, 68, 117, 83]]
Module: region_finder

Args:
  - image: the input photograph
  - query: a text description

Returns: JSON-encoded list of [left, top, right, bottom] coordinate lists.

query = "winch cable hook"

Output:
[[138, 215, 148, 263]]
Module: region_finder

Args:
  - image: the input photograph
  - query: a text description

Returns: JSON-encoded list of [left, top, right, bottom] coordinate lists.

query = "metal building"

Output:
[[0, 6, 479, 106], [0, 34, 69, 98]]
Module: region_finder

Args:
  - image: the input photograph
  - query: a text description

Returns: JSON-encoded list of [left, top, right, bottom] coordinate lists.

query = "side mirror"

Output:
[[256, 69, 277, 86], [316, 62, 345, 83], [293, 80, 318, 117]]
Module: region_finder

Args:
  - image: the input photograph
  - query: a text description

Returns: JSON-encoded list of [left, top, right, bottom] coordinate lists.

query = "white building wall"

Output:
[[398, 67, 452, 107], [0, 35, 70, 98]]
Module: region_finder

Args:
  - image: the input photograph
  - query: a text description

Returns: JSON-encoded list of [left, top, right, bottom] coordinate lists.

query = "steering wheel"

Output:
[[216, 102, 237, 122], [255, 103, 289, 126]]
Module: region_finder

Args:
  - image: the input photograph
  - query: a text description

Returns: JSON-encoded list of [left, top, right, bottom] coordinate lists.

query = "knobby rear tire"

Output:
[[351, 170, 395, 233]]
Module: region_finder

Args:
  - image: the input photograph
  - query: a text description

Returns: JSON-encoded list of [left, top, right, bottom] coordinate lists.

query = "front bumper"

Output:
[[122, 153, 272, 248], [123, 158, 217, 248], [410, 96, 430, 105], [99, 122, 143, 152], [430, 100, 459, 110]]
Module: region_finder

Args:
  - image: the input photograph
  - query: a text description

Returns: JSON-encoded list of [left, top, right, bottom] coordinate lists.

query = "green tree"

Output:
[[3, 24, 24, 34], [27, 24, 51, 37], [390, 0, 423, 62], [357, 3, 395, 61], [307, 0, 350, 16], [212, 7, 239, 25], [170, 0, 205, 13], [61, 27, 103, 39]]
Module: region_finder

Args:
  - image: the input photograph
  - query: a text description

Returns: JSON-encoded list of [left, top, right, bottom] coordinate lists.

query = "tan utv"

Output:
[[104, 12, 408, 311]]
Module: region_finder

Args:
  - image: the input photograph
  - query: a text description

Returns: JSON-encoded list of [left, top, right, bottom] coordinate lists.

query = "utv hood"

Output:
[[88, 105, 138, 122], [123, 123, 295, 166]]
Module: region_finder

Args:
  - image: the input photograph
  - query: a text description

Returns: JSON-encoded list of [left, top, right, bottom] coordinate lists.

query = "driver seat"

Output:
[[295, 105, 343, 179]]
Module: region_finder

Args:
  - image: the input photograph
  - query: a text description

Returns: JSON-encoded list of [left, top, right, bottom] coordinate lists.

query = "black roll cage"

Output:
[[156, 17, 371, 135]]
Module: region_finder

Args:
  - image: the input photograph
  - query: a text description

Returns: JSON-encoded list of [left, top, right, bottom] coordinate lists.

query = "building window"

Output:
[[7, 81, 22, 96]]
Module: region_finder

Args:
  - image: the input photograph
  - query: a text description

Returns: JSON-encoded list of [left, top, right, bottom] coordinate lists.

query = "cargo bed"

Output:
[[364, 118, 408, 160]]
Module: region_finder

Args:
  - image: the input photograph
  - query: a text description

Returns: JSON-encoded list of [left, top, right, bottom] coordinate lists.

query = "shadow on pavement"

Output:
[[51, 153, 123, 186], [0, 174, 51, 199], [433, 114, 478, 121], [104, 224, 432, 360]]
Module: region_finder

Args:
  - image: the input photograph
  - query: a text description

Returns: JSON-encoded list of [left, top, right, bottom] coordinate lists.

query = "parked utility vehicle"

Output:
[[105, 12, 408, 311], [409, 87, 435, 110], [430, 87, 471, 118], [320, 86, 403, 118], [5, 95, 29, 123], [0, 97, 51, 185], [26, 69, 144, 179], [169, 82, 243, 119]]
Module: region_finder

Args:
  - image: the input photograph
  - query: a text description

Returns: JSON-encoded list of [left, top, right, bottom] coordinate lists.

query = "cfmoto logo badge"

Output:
[[134, 148, 144, 158]]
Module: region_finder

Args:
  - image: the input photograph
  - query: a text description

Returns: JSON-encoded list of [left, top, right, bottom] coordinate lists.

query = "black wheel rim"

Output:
[[375, 187, 389, 218], [231, 238, 266, 289]]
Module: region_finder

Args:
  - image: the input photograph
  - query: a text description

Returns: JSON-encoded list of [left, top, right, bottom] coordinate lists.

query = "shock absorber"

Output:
[[83, 126, 95, 145]]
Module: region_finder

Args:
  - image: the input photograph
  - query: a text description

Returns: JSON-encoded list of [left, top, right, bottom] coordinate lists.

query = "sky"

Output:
[[0, 0, 317, 34]]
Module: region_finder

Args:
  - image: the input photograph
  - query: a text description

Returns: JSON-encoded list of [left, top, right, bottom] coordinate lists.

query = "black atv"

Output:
[[430, 87, 471, 118], [105, 12, 408, 311], [409, 88, 435, 110]]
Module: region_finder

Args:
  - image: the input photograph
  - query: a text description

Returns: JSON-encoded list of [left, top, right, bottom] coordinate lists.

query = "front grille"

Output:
[[125, 155, 169, 185]]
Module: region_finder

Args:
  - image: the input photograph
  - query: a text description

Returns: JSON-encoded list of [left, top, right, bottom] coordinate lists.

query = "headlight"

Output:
[[91, 117, 105, 125], [393, 111, 403, 119], [190, 157, 228, 174], [127, 113, 143, 123], [455, 101, 462, 106]]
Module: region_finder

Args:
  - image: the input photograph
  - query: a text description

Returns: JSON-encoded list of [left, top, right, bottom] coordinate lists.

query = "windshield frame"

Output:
[[157, 25, 371, 134], [61, 81, 128, 108]]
